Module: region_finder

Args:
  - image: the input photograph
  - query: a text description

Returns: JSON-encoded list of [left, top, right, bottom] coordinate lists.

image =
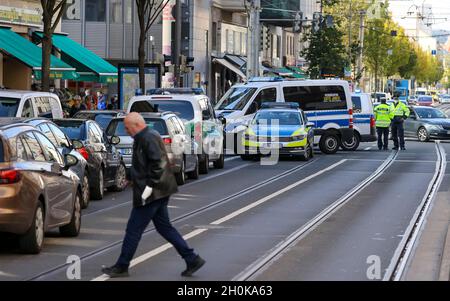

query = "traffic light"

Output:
[[293, 11, 303, 33], [260, 26, 269, 51], [313, 12, 322, 33], [186, 56, 194, 73], [163, 54, 173, 74]]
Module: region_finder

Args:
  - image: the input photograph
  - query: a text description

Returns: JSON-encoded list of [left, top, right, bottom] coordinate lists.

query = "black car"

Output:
[[404, 106, 450, 142], [53, 119, 127, 200], [73, 110, 124, 131]]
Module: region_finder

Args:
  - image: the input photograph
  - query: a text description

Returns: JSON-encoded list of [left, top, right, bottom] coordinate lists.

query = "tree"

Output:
[[301, 26, 348, 79], [135, 0, 169, 92], [40, 0, 67, 92]]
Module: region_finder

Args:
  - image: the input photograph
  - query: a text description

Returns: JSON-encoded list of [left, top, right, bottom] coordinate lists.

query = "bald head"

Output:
[[124, 112, 147, 137]]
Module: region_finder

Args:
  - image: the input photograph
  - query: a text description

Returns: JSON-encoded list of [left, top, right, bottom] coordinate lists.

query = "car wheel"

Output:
[[319, 133, 340, 154], [81, 173, 90, 209], [340, 133, 360, 151], [111, 163, 127, 192], [187, 157, 199, 180], [91, 169, 104, 200], [175, 159, 186, 185], [60, 192, 81, 237], [213, 153, 225, 169], [19, 202, 45, 254], [199, 154, 209, 174], [300, 145, 312, 161], [417, 127, 430, 142]]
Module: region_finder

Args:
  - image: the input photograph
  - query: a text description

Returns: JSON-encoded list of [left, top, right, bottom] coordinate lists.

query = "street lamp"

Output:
[[150, 35, 155, 63]]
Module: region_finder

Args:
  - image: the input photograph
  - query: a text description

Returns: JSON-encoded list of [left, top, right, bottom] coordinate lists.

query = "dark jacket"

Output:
[[130, 127, 178, 207]]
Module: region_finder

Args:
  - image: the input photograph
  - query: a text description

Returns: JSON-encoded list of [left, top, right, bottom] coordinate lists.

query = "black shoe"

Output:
[[401, 147, 406, 151], [101, 265, 129, 278], [181, 255, 205, 277], [378, 147, 382, 151], [392, 147, 399, 150]]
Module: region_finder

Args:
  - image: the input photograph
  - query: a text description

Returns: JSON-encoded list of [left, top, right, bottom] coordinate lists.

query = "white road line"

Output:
[[364, 147, 372, 151], [210, 160, 347, 226], [224, 156, 240, 162], [92, 228, 208, 281]]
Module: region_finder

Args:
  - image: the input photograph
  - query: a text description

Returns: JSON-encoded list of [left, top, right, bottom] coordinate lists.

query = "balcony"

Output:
[[212, 0, 246, 12]]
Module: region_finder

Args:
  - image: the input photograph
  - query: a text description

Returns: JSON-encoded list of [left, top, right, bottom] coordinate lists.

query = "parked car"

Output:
[[0, 90, 64, 119], [52, 119, 127, 200], [126, 89, 224, 174], [72, 110, 124, 130], [348, 93, 377, 151], [0, 121, 81, 254], [405, 106, 450, 142], [106, 112, 199, 185], [417, 95, 433, 107], [22, 118, 91, 209], [440, 94, 450, 104]]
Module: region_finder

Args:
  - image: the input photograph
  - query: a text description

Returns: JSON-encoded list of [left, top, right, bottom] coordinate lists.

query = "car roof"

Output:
[[132, 94, 208, 102], [111, 112, 175, 121], [412, 105, 440, 109], [53, 118, 88, 125], [0, 90, 59, 99], [75, 110, 122, 115], [231, 79, 349, 89], [258, 108, 302, 113]]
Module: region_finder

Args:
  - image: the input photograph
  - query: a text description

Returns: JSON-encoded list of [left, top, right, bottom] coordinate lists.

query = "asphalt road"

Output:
[[0, 137, 448, 281]]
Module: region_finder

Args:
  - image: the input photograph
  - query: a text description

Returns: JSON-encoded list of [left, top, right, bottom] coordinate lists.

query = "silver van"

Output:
[[0, 90, 64, 119]]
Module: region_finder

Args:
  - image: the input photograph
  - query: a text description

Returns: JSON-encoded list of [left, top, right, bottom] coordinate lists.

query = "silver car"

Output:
[[106, 112, 199, 185]]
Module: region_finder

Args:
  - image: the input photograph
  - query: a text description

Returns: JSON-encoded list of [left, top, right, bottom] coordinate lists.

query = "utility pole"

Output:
[[357, 10, 365, 88], [348, 0, 352, 63], [174, 0, 182, 87], [246, 0, 261, 79]]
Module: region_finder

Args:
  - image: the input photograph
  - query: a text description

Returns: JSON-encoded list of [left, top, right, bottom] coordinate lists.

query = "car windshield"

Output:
[[415, 108, 447, 119], [419, 97, 432, 102], [107, 118, 168, 136], [216, 87, 257, 111], [54, 121, 84, 140], [149, 100, 194, 121], [94, 114, 115, 130], [0, 97, 20, 117], [253, 111, 302, 126]]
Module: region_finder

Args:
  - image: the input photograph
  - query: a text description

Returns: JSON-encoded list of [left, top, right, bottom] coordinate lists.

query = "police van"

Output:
[[215, 77, 354, 154], [347, 92, 377, 151]]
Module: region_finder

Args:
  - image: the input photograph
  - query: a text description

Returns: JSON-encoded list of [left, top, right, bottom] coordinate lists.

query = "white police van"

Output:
[[346, 92, 377, 151], [216, 77, 354, 154]]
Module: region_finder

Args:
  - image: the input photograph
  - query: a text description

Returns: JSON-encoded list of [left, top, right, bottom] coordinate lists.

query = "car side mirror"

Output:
[[110, 136, 121, 145], [72, 140, 83, 150], [64, 154, 78, 169], [218, 115, 226, 125], [409, 115, 417, 120], [306, 122, 315, 128]]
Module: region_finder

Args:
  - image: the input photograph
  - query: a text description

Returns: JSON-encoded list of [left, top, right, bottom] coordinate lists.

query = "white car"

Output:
[[347, 93, 377, 150], [126, 89, 224, 174], [0, 90, 64, 119]]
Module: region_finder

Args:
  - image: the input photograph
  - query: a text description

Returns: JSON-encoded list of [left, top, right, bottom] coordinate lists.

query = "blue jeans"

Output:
[[116, 197, 197, 268]]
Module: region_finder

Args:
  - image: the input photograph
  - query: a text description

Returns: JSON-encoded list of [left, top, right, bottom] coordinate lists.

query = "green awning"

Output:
[[0, 28, 78, 80], [287, 66, 307, 79], [35, 32, 118, 83], [273, 68, 293, 77]]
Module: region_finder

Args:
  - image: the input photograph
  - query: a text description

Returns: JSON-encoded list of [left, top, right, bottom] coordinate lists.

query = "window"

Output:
[[166, 118, 177, 135], [38, 123, 58, 147], [48, 124, 71, 148], [86, 0, 106, 22], [110, 0, 123, 23], [200, 98, 213, 120], [216, 87, 258, 111], [227, 30, 234, 54], [149, 100, 195, 121], [35, 97, 52, 118], [21, 99, 35, 118], [283, 86, 347, 111], [35, 132, 63, 165], [351, 96, 362, 113], [253, 88, 277, 108], [172, 117, 185, 134], [212, 22, 217, 51], [88, 124, 103, 144], [22, 132, 46, 162], [0, 97, 20, 117], [92, 123, 106, 143], [16, 137, 29, 161], [124, 0, 132, 24], [63, 0, 81, 20]]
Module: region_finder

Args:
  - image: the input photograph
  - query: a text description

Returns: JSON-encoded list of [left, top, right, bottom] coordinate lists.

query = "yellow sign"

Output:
[[0, 5, 42, 27]]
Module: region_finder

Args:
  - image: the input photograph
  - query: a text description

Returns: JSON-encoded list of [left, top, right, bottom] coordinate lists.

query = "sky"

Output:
[[389, 0, 450, 31]]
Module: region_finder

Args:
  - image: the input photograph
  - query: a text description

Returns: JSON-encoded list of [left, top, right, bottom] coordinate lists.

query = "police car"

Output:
[[347, 92, 377, 150], [216, 77, 354, 154], [241, 102, 314, 160]]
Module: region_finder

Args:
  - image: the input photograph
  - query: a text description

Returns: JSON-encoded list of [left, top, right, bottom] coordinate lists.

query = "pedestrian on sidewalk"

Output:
[[101, 112, 205, 278], [390, 92, 410, 151], [69, 95, 86, 117], [374, 97, 392, 150]]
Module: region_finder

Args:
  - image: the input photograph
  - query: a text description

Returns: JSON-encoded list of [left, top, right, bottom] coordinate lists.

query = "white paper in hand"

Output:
[[141, 186, 153, 201]]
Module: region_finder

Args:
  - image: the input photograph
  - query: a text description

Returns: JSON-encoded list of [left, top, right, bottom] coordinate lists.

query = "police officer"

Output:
[[390, 92, 410, 150], [374, 97, 392, 150]]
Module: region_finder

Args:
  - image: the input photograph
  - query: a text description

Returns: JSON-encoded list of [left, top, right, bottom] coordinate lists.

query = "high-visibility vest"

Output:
[[374, 104, 392, 128], [390, 101, 410, 119]]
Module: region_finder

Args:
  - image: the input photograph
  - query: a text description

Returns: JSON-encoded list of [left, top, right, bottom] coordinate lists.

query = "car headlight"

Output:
[[291, 135, 306, 141], [118, 148, 133, 155]]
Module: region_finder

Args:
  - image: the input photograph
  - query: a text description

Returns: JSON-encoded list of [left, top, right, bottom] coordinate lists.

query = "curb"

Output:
[[439, 223, 450, 281]]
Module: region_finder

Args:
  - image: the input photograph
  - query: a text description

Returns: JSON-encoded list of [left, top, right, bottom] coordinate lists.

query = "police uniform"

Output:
[[374, 103, 392, 150], [390, 100, 410, 150]]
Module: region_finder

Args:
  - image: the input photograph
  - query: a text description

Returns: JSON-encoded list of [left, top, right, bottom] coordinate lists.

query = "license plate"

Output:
[[262, 143, 282, 149]]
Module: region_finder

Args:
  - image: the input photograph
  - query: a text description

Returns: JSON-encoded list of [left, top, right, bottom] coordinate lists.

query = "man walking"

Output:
[[374, 97, 392, 150], [101, 112, 205, 278], [390, 93, 410, 150]]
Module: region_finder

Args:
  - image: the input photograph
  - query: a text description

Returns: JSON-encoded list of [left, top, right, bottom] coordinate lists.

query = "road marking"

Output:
[[211, 160, 347, 226], [225, 156, 240, 162], [92, 228, 208, 281], [364, 147, 372, 151]]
